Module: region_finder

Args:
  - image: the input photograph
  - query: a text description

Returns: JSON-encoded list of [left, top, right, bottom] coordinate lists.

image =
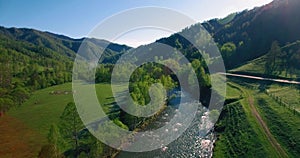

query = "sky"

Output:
[[0, 0, 273, 47]]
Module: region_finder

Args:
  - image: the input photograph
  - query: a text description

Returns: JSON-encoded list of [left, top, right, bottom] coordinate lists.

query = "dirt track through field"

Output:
[[248, 97, 288, 158]]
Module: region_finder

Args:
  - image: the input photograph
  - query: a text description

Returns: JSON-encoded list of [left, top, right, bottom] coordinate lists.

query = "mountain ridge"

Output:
[[1, 0, 300, 76]]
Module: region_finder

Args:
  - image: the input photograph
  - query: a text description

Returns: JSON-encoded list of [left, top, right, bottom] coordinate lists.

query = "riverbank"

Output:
[[111, 104, 168, 157]]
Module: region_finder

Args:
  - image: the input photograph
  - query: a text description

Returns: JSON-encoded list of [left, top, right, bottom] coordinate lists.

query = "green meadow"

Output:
[[7, 83, 114, 146]]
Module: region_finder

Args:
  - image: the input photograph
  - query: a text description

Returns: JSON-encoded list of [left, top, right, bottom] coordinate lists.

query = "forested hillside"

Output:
[[232, 40, 300, 78], [0, 27, 130, 115], [202, 0, 300, 69]]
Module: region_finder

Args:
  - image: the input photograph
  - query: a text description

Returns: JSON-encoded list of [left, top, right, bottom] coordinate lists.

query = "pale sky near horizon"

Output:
[[0, 0, 272, 47]]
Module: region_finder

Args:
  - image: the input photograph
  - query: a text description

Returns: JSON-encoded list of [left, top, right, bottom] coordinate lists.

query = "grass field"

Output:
[[213, 101, 270, 158], [254, 93, 300, 157], [0, 83, 115, 158], [266, 84, 300, 112], [213, 82, 280, 158], [8, 83, 73, 137], [217, 78, 300, 157]]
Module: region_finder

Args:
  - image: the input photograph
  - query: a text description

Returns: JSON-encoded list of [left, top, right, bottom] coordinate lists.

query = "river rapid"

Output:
[[116, 91, 216, 158]]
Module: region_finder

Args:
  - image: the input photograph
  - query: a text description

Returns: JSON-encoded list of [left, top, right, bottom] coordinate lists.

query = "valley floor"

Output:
[[1, 78, 299, 157]]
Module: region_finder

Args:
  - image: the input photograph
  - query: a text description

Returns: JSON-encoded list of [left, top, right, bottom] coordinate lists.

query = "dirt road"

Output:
[[248, 97, 288, 158]]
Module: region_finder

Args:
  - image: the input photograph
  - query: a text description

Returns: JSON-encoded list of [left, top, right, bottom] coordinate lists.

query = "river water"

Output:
[[116, 91, 216, 158]]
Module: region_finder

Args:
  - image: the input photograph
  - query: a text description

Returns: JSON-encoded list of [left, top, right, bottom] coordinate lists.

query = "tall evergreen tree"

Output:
[[59, 102, 84, 157]]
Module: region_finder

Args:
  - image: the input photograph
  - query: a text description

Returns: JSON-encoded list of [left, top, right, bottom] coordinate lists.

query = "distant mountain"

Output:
[[2, 0, 300, 70], [0, 26, 131, 63]]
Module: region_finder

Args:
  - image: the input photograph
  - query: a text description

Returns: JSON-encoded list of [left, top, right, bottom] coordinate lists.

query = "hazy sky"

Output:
[[0, 0, 272, 47]]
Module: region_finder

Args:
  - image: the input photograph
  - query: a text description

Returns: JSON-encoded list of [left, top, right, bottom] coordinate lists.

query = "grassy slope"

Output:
[[231, 56, 267, 75], [213, 100, 267, 157], [254, 93, 300, 157], [218, 78, 300, 157], [8, 83, 114, 136], [231, 54, 300, 79], [0, 83, 114, 158], [8, 83, 73, 138], [230, 40, 300, 79], [213, 82, 279, 158]]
